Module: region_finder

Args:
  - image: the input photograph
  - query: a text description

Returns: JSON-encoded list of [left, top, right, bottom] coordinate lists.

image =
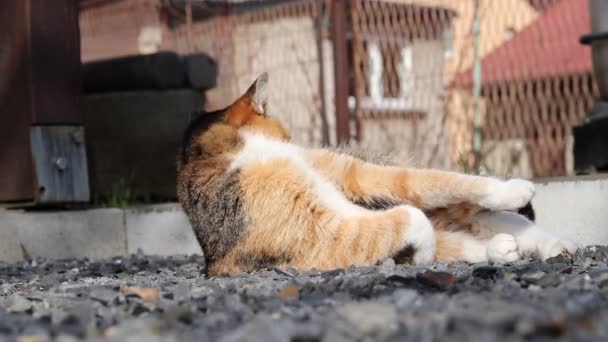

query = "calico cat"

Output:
[[177, 73, 577, 276]]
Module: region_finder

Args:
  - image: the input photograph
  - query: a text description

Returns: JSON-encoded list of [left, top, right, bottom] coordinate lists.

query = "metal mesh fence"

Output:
[[79, 0, 596, 178], [349, 0, 596, 177], [170, 0, 334, 147]]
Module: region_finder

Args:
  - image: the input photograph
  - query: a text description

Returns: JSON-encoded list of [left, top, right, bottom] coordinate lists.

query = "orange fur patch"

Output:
[[207, 159, 420, 275], [434, 230, 466, 262]]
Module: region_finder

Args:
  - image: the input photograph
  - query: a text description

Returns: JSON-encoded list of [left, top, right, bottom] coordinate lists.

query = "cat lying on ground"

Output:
[[177, 73, 577, 276]]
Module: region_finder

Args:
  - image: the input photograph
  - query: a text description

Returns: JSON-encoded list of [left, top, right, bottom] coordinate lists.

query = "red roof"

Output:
[[454, 0, 591, 86]]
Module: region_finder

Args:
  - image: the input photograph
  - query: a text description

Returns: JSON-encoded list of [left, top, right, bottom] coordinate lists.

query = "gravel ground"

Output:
[[1, 246, 608, 342]]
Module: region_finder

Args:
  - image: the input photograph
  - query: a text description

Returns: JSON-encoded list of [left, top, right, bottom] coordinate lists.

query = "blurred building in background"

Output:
[[450, 0, 594, 177], [79, 0, 596, 178]]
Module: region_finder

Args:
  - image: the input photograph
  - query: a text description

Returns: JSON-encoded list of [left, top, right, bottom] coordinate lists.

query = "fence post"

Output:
[[472, 0, 483, 172], [331, 0, 351, 145], [0, 0, 89, 204], [316, 0, 330, 146]]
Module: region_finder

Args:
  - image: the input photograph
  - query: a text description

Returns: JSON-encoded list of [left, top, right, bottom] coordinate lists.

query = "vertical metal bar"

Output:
[[472, 0, 482, 172], [331, 0, 351, 145], [316, 0, 330, 146], [350, 0, 363, 142]]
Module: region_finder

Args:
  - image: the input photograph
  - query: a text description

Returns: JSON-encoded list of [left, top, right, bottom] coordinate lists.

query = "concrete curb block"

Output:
[[0, 177, 606, 262], [125, 204, 202, 256], [0, 208, 127, 262], [0, 204, 202, 262], [532, 176, 608, 247]]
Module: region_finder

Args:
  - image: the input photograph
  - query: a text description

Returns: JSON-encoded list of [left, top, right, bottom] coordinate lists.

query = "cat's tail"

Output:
[[425, 203, 483, 234], [425, 201, 535, 234]]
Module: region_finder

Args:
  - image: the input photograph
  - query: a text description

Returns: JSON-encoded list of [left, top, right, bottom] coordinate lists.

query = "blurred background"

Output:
[[2, 0, 604, 206]]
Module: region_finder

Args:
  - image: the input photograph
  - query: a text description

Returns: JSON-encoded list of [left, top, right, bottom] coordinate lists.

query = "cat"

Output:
[[177, 73, 577, 276]]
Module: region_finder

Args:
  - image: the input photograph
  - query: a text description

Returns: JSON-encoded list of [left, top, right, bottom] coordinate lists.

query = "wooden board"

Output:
[[28, 0, 83, 124], [0, 0, 84, 203], [30, 126, 90, 203], [0, 0, 35, 202]]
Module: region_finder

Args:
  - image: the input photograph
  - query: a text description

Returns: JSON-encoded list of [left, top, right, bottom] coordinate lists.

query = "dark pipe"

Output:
[[580, 31, 608, 45], [574, 0, 608, 173], [581, 0, 608, 101]]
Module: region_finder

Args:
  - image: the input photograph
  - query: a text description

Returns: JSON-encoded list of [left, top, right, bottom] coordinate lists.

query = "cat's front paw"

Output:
[[487, 233, 521, 263], [479, 179, 535, 211]]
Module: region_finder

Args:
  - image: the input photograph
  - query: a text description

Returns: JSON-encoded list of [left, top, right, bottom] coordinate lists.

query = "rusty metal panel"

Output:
[[30, 126, 90, 203]]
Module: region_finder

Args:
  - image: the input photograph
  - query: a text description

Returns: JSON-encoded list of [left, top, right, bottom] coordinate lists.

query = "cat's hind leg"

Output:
[[435, 230, 490, 263], [434, 210, 578, 264], [330, 205, 437, 266], [430, 205, 519, 264], [475, 210, 578, 260], [434, 229, 521, 264], [219, 203, 438, 273]]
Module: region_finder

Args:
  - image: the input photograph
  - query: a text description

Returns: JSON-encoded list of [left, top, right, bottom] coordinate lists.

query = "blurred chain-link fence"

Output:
[[80, 0, 596, 178]]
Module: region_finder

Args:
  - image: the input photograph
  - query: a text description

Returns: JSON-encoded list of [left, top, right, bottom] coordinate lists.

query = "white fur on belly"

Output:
[[229, 133, 368, 217]]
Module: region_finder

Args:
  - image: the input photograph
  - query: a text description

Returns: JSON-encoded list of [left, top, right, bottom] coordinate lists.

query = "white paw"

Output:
[[479, 179, 535, 211], [538, 238, 579, 260], [401, 206, 436, 265], [487, 233, 521, 263]]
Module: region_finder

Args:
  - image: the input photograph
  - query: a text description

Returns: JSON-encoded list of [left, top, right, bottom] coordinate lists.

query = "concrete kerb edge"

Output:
[[0, 204, 197, 262]]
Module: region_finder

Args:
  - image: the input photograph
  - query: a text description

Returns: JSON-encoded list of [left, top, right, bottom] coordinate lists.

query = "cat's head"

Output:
[[222, 72, 290, 141], [180, 73, 290, 165]]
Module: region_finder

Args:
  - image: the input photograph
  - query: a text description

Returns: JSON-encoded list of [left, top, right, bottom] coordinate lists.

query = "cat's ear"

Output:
[[225, 72, 269, 127], [245, 72, 269, 115]]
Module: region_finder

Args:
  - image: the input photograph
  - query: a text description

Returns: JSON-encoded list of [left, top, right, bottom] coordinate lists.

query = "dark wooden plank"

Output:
[[0, 0, 35, 202], [29, 0, 83, 124], [30, 126, 90, 203], [1, 0, 84, 203]]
